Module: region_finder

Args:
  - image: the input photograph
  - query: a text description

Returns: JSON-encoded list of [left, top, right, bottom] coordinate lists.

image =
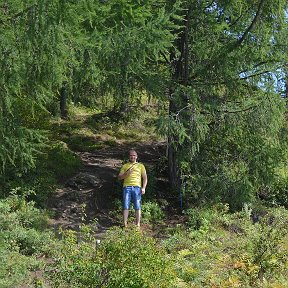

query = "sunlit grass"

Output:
[[49, 103, 163, 149]]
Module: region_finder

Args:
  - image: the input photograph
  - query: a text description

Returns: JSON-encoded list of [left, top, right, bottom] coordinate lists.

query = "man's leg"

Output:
[[123, 209, 129, 227], [123, 187, 131, 227], [133, 187, 142, 227], [135, 209, 141, 227]]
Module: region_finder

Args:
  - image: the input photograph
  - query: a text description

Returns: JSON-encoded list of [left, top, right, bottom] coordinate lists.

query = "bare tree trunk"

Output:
[[60, 83, 68, 119], [168, 97, 180, 191]]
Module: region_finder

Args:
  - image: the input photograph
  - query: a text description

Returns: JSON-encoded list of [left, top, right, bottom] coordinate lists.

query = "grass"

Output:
[[49, 103, 162, 153]]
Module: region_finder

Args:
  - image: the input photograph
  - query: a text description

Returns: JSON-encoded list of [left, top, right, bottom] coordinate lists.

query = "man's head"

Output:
[[129, 149, 138, 163]]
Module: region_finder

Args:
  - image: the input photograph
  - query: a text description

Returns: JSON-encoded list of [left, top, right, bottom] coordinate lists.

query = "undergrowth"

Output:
[[1, 104, 288, 287], [0, 194, 54, 287]]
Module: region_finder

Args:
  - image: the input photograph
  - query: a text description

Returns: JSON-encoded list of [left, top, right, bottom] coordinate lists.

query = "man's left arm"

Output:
[[141, 170, 148, 195]]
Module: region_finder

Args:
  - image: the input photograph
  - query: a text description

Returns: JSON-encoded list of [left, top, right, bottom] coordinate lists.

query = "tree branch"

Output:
[[217, 105, 258, 114], [160, 51, 170, 65], [190, 0, 267, 80], [228, 13, 245, 28], [236, 0, 266, 47], [239, 70, 271, 80]]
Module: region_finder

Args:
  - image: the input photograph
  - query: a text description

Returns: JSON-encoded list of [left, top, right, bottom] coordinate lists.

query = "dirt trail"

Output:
[[48, 141, 166, 235]]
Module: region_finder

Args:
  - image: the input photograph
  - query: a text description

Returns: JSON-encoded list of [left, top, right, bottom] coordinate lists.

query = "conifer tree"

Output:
[[0, 0, 179, 191], [0, 0, 81, 186], [161, 0, 288, 208], [70, 0, 179, 111]]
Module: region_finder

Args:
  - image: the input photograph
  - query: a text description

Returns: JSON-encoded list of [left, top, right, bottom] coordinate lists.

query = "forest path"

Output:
[[48, 141, 167, 237]]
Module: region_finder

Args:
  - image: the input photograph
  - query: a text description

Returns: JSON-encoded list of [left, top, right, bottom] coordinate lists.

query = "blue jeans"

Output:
[[123, 186, 141, 210]]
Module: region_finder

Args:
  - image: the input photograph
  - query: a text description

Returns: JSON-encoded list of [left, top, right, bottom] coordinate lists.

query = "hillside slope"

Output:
[[48, 141, 167, 233]]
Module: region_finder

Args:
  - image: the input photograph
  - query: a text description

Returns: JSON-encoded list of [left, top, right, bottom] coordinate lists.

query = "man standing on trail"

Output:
[[118, 149, 147, 228]]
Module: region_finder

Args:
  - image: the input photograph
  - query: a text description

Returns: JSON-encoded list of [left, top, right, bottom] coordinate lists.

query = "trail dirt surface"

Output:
[[48, 141, 167, 235]]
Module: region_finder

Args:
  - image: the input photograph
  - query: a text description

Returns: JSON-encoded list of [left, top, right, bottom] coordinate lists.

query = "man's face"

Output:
[[129, 151, 137, 163]]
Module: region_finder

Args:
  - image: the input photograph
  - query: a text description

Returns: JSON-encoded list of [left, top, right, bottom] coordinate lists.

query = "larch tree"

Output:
[[69, 0, 180, 112], [160, 0, 288, 209], [0, 0, 90, 190], [0, 0, 179, 193]]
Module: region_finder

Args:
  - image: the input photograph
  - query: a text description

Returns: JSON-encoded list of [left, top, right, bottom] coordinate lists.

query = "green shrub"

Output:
[[163, 205, 288, 288], [0, 240, 39, 288], [3, 192, 50, 230], [244, 208, 288, 283], [0, 195, 55, 287], [47, 141, 82, 179], [184, 203, 229, 231], [265, 173, 288, 208], [4, 227, 52, 256], [141, 201, 165, 224], [49, 227, 176, 287], [1, 141, 81, 207], [184, 207, 214, 230]]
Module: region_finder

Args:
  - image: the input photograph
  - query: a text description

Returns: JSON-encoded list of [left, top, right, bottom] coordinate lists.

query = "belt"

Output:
[[125, 186, 140, 188]]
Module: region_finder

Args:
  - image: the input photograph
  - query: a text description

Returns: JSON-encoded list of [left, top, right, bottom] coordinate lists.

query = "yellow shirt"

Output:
[[120, 162, 146, 187]]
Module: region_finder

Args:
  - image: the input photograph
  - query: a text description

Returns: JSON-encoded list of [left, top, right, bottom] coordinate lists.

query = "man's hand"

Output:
[[118, 166, 134, 180], [141, 188, 146, 195], [126, 167, 134, 175]]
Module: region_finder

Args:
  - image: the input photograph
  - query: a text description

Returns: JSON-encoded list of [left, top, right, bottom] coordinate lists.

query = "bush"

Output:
[[265, 173, 288, 208], [0, 195, 55, 287], [0, 241, 39, 288], [47, 141, 82, 180], [4, 192, 49, 230], [49, 227, 176, 287], [184, 203, 229, 231], [1, 141, 82, 207], [141, 201, 165, 224], [163, 205, 288, 287]]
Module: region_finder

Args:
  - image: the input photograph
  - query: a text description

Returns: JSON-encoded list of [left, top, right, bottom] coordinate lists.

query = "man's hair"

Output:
[[129, 149, 137, 155]]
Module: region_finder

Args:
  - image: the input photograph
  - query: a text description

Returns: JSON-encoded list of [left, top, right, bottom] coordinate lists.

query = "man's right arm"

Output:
[[118, 166, 133, 180]]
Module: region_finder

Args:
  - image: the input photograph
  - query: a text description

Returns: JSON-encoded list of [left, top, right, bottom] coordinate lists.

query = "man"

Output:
[[118, 149, 147, 228]]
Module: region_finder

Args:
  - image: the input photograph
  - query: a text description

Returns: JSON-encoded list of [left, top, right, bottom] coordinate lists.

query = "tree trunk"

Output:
[[167, 6, 191, 192], [60, 83, 68, 119], [168, 97, 180, 191]]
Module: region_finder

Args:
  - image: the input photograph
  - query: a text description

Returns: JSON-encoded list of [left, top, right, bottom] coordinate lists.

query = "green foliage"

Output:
[[263, 163, 288, 207], [0, 194, 54, 287], [141, 201, 165, 224], [0, 2, 288, 287], [245, 209, 288, 283], [1, 141, 82, 206], [164, 205, 288, 287], [176, 93, 287, 211], [1, 191, 49, 231], [46, 142, 82, 179], [65, 135, 106, 152], [0, 240, 40, 288], [144, 167, 157, 199], [49, 227, 176, 287], [0, 194, 53, 245], [80, 0, 179, 110], [0, 0, 72, 175], [163, 0, 288, 210], [85, 106, 161, 143], [184, 207, 216, 231]]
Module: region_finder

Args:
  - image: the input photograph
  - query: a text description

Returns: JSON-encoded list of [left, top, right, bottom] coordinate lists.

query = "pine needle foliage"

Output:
[[162, 0, 288, 208], [0, 1, 73, 177]]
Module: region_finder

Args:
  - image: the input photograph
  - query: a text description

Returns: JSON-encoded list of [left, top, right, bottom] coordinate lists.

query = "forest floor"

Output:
[[47, 139, 185, 239]]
